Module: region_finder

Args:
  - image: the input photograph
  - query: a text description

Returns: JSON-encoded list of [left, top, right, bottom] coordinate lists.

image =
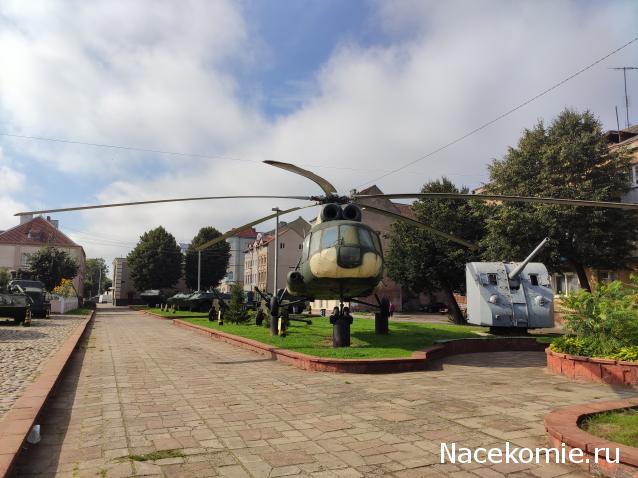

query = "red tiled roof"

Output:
[[235, 227, 258, 239], [0, 217, 79, 247]]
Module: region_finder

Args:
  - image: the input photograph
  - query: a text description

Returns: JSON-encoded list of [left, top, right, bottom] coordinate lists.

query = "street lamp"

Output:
[[272, 207, 280, 296]]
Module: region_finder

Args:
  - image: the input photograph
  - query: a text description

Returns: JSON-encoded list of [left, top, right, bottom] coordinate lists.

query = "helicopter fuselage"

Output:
[[286, 218, 384, 300]]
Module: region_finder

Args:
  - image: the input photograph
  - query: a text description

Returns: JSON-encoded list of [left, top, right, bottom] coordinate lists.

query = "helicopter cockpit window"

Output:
[[321, 227, 338, 249], [303, 235, 310, 259], [339, 225, 358, 245], [371, 233, 382, 254], [309, 232, 321, 257], [358, 228, 374, 250]]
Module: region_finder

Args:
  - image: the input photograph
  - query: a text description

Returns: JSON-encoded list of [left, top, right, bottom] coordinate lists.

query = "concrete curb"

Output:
[[545, 399, 638, 477], [546, 348, 638, 386], [0, 310, 95, 478], [170, 318, 547, 373], [133, 307, 173, 321]]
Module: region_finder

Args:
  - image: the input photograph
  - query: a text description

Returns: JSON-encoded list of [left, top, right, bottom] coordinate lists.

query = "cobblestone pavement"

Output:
[[14, 307, 638, 478], [0, 314, 86, 419]]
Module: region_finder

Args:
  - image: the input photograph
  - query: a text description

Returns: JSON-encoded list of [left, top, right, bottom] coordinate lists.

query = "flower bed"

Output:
[[546, 348, 638, 386]]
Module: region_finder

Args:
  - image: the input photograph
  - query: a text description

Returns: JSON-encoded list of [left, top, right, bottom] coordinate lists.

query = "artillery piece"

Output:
[[465, 238, 554, 332]]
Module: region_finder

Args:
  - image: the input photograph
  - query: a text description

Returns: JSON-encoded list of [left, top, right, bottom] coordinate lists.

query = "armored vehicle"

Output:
[[166, 292, 192, 310], [8, 280, 50, 318], [466, 238, 553, 331], [0, 284, 32, 324], [185, 290, 229, 313], [140, 290, 165, 307]]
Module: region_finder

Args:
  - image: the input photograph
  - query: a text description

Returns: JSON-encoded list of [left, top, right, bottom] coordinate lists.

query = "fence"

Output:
[[50, 296, 79, 314]]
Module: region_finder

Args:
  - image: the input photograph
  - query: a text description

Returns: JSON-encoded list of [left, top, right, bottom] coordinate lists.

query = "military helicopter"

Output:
[[16, 160, 638, 346]]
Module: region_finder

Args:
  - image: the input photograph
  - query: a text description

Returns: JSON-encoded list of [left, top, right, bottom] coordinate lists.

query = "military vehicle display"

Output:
[[466, 238, 553, 332], [8, 279, 50, 318], [140, 290, 165, 307], [184, 290, 228, 313], [166, 292, 192, 310], [0, 283, 32, 325], [17, 160, 638, 346]]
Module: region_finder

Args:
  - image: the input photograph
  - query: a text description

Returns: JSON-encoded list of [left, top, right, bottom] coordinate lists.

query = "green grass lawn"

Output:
[[144, 307, 488, 358], [581, 408, 638, 448], [63, 308, 94, 316]]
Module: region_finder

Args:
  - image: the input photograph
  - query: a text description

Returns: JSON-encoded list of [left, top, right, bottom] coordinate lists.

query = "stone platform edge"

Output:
[[545, 398, 638, 477], [546, 348, 638, 386], [0, 310, 95, 478], [170, 317, 547, 373]]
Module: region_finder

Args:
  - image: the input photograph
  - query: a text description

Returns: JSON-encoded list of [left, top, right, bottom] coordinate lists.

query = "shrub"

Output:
[[609, 346, 638, 362], [224, 283, 250, 324], [552, 276, 638, 360], [83, 300, 97, 310]]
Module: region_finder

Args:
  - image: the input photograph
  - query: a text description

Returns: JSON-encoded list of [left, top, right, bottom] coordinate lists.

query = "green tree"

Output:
[[482, 109, 638, 291], [386, 178, 485, 324], [224, 282, 249, 324], [84, 258, 110, 297], [28, 246, 79, 292], [184, 227, 230, 291], [127, 226, 183, 291]]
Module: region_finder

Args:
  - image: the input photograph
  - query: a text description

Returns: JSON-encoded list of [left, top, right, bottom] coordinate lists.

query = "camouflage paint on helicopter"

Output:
[[286, 204, 384, 300]]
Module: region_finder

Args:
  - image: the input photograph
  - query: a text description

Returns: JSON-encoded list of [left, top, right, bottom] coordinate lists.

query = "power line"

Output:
[[356, 35, 638, 189], [0, 130, 417, 174]]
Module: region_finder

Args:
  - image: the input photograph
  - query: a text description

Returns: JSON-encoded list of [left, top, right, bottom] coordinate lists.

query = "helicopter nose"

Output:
[[337, 246, 362, 268]]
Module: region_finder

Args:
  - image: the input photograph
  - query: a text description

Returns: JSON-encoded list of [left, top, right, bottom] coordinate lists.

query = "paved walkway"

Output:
[[0, 314, 85, 420], [13, 308, 637, 478]]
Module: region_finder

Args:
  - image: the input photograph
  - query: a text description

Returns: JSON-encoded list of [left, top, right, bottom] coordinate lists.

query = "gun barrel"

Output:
[[508, 237, 550, 280]]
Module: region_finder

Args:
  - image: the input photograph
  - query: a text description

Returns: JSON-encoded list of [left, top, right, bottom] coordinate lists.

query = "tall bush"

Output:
[[224, 283, 249, 324], [551, 276, 638, 358]]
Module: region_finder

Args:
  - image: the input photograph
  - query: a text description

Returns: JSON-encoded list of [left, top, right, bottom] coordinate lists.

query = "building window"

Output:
[[632, 165, 638, 188], [597, 270, 616, 284], [552, 273, 580, 295], [280, 243, 285, 249], [20, 253, 29, 267]]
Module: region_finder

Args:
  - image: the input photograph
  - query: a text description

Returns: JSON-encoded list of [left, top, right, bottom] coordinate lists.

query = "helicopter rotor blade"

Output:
[[358, 204, 478, 249], [14, 195, 313, 216], [263, 160, 338, 196], [196, 204, 318, 251], [354, 193, 638, 210]]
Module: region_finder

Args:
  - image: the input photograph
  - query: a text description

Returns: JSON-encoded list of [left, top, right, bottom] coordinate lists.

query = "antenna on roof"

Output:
[[610, 66, 638, 128], [615, 106, 621, 143]]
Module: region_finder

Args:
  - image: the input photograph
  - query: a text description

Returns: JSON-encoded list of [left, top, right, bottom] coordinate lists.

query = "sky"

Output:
[[1, 0, 637, 267]]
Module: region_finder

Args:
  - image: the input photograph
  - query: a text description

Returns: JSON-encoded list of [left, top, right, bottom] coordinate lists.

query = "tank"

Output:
[[0, 284, 32, 324], [466, 238, 554, 330], [8, 280, 50, 318]]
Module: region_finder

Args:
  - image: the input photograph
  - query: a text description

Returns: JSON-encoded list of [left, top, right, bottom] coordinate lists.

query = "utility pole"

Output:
[[197, 250, 202, 291], [98, 267, 102, 296], [272, 207, 280, 296], [610, 67, 638, 128]]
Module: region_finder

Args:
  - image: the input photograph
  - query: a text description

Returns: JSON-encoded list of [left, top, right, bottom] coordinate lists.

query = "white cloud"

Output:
[[1, 0, 637, 262], [0, 149, 27, 230]]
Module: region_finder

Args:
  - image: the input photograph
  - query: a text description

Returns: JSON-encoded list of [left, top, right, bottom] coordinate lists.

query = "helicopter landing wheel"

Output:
[[269, 296, 280, 336], [374, 297, 390, 335], [331, 304, 353, 347]]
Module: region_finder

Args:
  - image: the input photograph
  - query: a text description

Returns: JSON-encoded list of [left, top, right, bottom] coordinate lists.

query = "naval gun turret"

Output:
[[465, 238, 553, 331]]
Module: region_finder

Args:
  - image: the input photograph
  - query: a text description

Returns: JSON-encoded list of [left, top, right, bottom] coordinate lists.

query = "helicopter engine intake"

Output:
[[341, 203, 362, 222], [320, 203, 342, 222]]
